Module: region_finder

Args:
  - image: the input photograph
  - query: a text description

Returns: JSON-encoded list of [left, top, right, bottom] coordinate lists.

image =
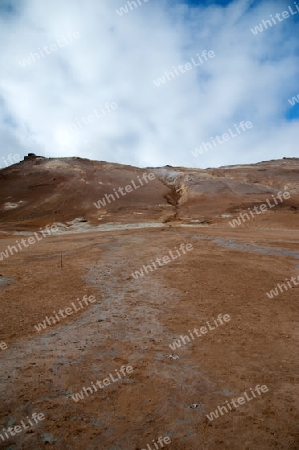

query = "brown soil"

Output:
[[0, 157, 298, 449]]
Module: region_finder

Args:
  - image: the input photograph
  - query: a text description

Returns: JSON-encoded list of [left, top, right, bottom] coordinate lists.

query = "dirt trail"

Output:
[[0, 225, 299, 449]]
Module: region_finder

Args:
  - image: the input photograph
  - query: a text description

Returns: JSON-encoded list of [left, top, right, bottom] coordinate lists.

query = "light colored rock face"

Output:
[[3, 201, 25, 210], [42, 160, 70, 170]]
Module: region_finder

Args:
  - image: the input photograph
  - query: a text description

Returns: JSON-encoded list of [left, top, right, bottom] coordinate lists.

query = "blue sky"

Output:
[[185, 0, 233, 5], [286, 102, 299, 121], [0, 0, 298, 168]]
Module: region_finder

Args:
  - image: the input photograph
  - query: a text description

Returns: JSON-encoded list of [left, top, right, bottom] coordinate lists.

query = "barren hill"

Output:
[[0, 155, 298, 232]]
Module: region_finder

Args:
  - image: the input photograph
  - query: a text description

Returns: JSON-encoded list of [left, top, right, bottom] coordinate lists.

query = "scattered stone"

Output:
[[165, 354, 180, 360], [187, 403, 205, 412]]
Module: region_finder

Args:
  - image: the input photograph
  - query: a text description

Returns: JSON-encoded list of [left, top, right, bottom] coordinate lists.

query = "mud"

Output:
[[0, 222, 298, 449]]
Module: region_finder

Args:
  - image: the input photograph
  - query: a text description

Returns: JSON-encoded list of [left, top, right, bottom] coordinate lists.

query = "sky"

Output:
[[0, 0, 298, 169]]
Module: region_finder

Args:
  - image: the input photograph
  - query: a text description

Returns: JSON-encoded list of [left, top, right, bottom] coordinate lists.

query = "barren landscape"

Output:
[[0, 156, 298, 449]]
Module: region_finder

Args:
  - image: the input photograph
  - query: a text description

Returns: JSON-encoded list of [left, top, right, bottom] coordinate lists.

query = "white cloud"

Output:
[[0, 0, 298, 169]]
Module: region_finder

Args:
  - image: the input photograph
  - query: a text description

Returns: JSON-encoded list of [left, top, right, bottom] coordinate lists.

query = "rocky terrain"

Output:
[[0, 156, 298, 450]]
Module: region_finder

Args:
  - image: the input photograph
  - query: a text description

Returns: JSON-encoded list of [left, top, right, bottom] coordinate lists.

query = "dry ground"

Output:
[[0, 214, 298, 449]]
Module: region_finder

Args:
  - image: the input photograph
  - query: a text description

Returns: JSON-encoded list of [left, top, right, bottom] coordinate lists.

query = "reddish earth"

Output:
[[0, 156, 298, 449]]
